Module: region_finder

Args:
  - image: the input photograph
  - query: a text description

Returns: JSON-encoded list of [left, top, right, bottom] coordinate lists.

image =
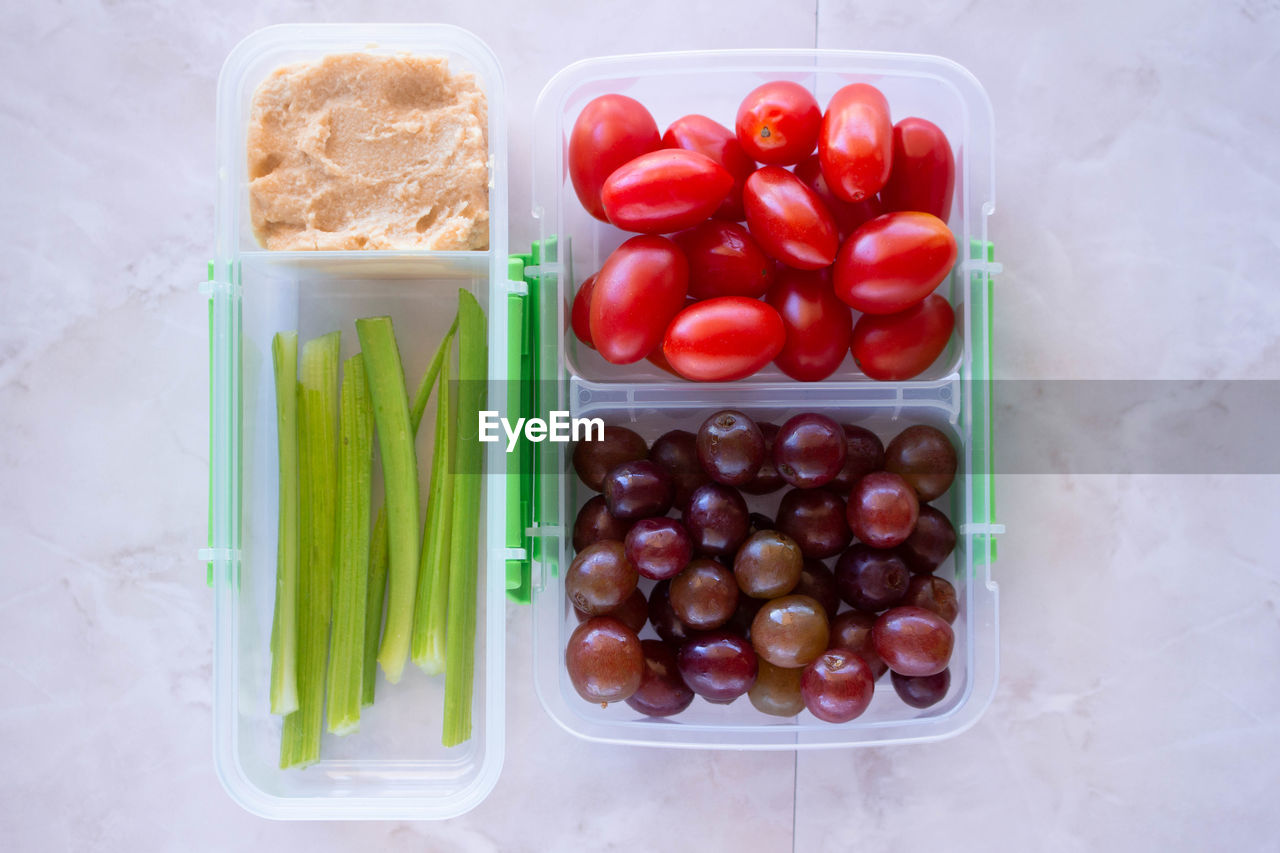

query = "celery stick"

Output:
[[360, 510, 389, 707], [411, 339, 454, 673], [361, 323, 456, 705], [280, 331, 340, 769], [443, 290, 486, 747], [357, 316, 419, 685], [269, 332, 300, 716], [326, 353, 373, 735]]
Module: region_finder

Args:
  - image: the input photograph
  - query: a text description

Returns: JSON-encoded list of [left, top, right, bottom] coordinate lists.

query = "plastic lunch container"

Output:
[[208, 23, 1001, 820]]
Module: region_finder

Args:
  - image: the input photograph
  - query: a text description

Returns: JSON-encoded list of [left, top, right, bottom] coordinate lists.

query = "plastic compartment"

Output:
[[211, 25, 509, 819], [527, 50, 997, 748]]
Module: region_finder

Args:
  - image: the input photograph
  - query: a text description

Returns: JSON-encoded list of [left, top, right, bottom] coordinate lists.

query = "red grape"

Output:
[[773, 413, 847, 489], [697, 409, 765, 487], [670, 558, 739, 630], [648, 579, 694, 645], [884, 425, 957, 501], [847, 471, 919, 548], [872, 606, 954, 676], [828, 610, 889, 679], [793, 558, 841, 620], [677, 632, 758, 703], [826, 424, 885, 494], [834, 544, 910, 612], [776, 488, 852, 558], [574, 586, 648, 634], [902, 574, 958, 624], [901, 504, 956, 573], [801, 650, 874, 723], [566, 617, 644, 704], [742, 422, 785, 494], [891, 668, 951, 709], [624, 517, 693, 580], [573, 495, 632, 552], [683, 483, 750, 556], [749, 659, 805, 717], [649, 429, 711, 512], [733, 530, 804, 598], [573, 426, 648, 491], [626, 640, 695, 717], [603, 459, 674, 520], [751, 594, 830, 668], [565, 540, 639, 616]]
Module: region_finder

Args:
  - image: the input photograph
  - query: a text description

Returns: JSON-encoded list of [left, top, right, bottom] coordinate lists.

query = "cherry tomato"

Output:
[[663, 114, 757, 221], [569, 95, 661, 222], [646, 344, 683, 377], [571, 274, 596, 349], [674, 221, 775, 299], [793, 154, 883, 239], [662, 297, 786, 382], [851, 293, 954, 381], [742, 166, 838, 270], [601, 150, 734, 234], [590, 236, 689, 365], [818, 83, 892, 203], [735, 81, 821, 165], [765, 267, 852, 382], [879, 117, 955, 223], [834, 211, 957, 315]]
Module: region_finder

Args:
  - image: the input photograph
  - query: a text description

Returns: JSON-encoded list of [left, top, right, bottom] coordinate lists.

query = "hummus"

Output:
[[247, 53, 490, 251]]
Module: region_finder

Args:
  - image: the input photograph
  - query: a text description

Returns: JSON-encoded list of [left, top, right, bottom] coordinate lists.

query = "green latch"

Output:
[[967, 239, 1000, 565], [505, 253, 534, 602], [504, 238, 563, 602]]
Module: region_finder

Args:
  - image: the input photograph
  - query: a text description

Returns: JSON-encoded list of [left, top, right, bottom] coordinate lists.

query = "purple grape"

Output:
[[776, 488, 852, 559], [682, 483, 750, 557], [603, 459, 674, 520], [626, 640, 695, 717], [696, 410, 764, 487], [773, 413, 847, 489], [624, 517, 693, 581]]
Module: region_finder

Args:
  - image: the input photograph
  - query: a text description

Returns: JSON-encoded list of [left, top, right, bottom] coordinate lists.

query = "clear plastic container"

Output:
[[525, 50, 998, 748], [210, 27, 999, 819], [211, 24, 509, 820]]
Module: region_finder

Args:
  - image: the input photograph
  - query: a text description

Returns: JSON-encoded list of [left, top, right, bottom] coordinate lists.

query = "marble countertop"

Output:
[[3, 1, 1278, 850]]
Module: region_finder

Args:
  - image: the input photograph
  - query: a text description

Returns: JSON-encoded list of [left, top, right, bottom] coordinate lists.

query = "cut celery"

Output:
[[326, 353, 373, 735], [280, 331, 340, 769], [360, 510, 389, 707], [357, 317, 419, 685], [269, 331, 299, 716], [360, 323, 456, 706], [443, 290, 486, 747], [411, 337, 454, 674]]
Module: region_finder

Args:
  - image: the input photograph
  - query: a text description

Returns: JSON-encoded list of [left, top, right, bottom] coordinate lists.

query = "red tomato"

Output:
[[765, 267, 853, 382], [663, 114, 757, 221], [673, 221, 774, 299], [793, 154, 883, 239], [818, 84, 893, 203], [833, 211, 957, 315], [662, 297, 786, 382], [569, 95, 661, 222], [601, 150, 734, 234], [646, 344, 683, 377], [879, 117, 955, 223], [571, 274, 596, 349], [735, 81, 821, 165], [851, 294, 954, 381], [742, 166, 839, 270], [590, 236, 689, 365]]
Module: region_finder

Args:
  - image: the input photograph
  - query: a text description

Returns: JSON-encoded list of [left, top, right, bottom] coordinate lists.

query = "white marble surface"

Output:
[[2, 0, 1279, 850]]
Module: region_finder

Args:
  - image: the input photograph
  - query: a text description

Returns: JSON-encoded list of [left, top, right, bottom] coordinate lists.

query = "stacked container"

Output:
[[209, 23, 1000, 819]]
